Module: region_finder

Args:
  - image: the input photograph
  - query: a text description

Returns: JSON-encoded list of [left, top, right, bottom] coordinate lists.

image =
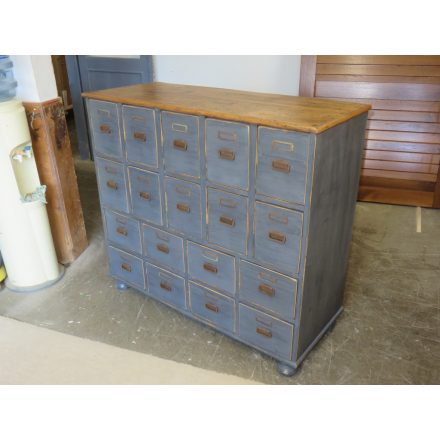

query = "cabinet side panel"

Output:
[[295, 113, 368, 360]]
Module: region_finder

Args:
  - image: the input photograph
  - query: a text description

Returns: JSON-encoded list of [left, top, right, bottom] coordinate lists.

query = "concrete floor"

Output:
[[0, 118, 439, 384]]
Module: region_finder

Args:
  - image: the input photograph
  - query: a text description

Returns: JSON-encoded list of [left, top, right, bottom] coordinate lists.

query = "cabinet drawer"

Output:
[[238, 304, 293, 360], [207, 188, 248, 255], [189, 283, 235, 333], [104, 210, 142, 255], [128, 167, 162, 225], [142, 224, 184, 273], [187, 242, 235, 295], [146, 263, 186, 310], [254, 202, 303, 276], [205, 119, 250, 190], [96, 158, 129, 213], [165, 177, 202, 239], [89, 100, 122, 159], [123, 106, 158, 168], [239, 260, 297, 322], [162, 111, 200, 178], [256, 127, 310, 205], [108, 246, 145, 290]]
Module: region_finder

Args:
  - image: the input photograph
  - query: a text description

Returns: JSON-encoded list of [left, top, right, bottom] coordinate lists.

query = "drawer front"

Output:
[[162, 111, 200, 178], [254, 202, 303, 276], [96, 158, 129, 213], [108, 246, 145, 290], [128, 167, 162, 225], [189, 283, 235, 333], [88, 100, 122, 159], [207, 188, 248, 255], [256, 127, 310, 205], [123, 106, 158, 168], [238, 304, 293, 360], [146, 263, 186, 310], [165, 177, 202, 239], [205, 119, 250, 190], [239, 260, 297, 322], [104, 209, 142, 255], [142, 224, 184, 273], [187, 242, 235, 295]]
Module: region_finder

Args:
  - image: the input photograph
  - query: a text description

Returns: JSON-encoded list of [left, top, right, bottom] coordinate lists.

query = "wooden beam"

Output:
[[299, 56, 317, 97]]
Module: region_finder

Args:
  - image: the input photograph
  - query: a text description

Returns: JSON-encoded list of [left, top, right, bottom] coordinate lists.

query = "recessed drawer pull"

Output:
[[176, 203, 190, 213], [218, 148, 235, 161], [256, 327, 272, 338], [133, 131, 146, 142], [100, 124, 112, 134], [175, 185, 192, 196], [139, 191, 151, 200], [173, 139, 187, 151], [217, 131, 238, 142], [156, 243, 170, 254], [131, 115, 146, 122], [121, 263, 132, 273], [205, 302, 219, 313], [219, 198, 238, 208], [160, 281, 172, 291], [172, 122, 188, 133], [219, 215, 235, 227], [106, 180, 118, 190], [268, 213, 288, 224], [203, 262, 218, 274], [268, 230, 286, 244], [97, 109, 111, 117], [116, 226, 128, 236], [258, 283, 275, 297], [272, 159, 291, 173]]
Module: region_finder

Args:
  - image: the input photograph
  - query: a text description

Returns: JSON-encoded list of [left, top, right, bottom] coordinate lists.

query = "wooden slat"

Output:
[[365, 140, 440, 154], [317, 56, 440, 66], [316, 75, 440, 84], [316, 63, 440, 77], [366, 130, 440, 144], [364, 150, 440, 164], [299, 56, 317, 97], [358, 186, 434, 207], [368, 110, 439, 123], [366, 120, 440, 133], [359, 176, 435, 192], [362, 159, 438, 174], [362, 169, 437, 182]]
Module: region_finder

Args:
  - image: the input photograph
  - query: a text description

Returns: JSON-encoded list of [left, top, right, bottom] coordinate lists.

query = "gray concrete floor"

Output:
[[0, 117, 439, 384]]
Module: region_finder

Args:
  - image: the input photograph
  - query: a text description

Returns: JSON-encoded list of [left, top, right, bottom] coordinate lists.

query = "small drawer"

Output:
[[256, 127, 310, 205], [108, 246, 145, 290], [128, 167, 162, 225], [123, 106, 158, 168], [162, 111, 200, 178], [254, 202, 303, 276], [95, 158, 129, 213], [146, 263, 186, 310], [205, 119, 250, 190], [207, 188, 248, 255], [88, 100, 122, 159], [189, 283, 235, 333], [239, 260, 297, 322], [104, 210, 142, 254], [142, 224, 184, 273], [187, 242, 235, 295], [165, 177, 202, 239], [238, 304, 294, 360]]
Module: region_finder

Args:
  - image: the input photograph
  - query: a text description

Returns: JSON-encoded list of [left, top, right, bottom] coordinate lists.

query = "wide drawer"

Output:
[[162, 111, 200, 178], [207, 188, 248, 255], [108, 246, 145, 290], [187, 242, 235, 295], [205, 119, 250, 190], [238, 304, 294, 360], [128, 167, 162, 225], [142, 224, 184, 273], [239, 260, 297, 322], [189, 283, 235, 333], [104, 209, 142, 255], [123, 105, 158, 168], [95, 158, 129, 213], [88, 100, 123, 159], [254, 202, 303, 276], [146, 262, 186, 310], [256, 127, 310, 206]]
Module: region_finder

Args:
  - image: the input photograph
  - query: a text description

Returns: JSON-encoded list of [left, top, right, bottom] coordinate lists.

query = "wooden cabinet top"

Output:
[[82, 82, 370, 134]]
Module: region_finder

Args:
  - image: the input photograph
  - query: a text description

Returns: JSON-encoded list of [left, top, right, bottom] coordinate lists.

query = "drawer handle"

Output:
[[217, 130, 238, 142], [133, 131, 146, 142], [219, 198, 238, 208], [256, 327, 272, 338], [203, 262, 218, 274], [272, 159, 291, 173], [173, 139, 187, 151], [116, 226, 128, 236], [160, 281, 172, 291], [172, 122, 188, 133], [218, 148, 235, 161], [156, 243, 170, 254], [268, 213, 289, 224], [121, 263, 132, 273], [219, 215, 235, 227], [100, 124, 112, 134], [268, 231, 286, 244], [258, 283, 275, 297], [97, 109, 111, 117], [131, 115, 146, 122], [139, 191, 151, 200], [205, 303, 219, 313], [106, 180, 118, 190], [176, 203, 190, 213]]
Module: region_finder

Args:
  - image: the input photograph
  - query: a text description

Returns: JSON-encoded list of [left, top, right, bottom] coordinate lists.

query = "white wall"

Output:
[[154, 55, 301, 96]]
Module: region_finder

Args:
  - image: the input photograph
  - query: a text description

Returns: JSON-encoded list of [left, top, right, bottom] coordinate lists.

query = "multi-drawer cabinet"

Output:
[[84, 82, 370, 376]]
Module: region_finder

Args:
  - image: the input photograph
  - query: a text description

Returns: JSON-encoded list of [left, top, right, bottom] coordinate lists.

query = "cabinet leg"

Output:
[[277, 362, 298, 377], [116, 280, 129, 291]]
